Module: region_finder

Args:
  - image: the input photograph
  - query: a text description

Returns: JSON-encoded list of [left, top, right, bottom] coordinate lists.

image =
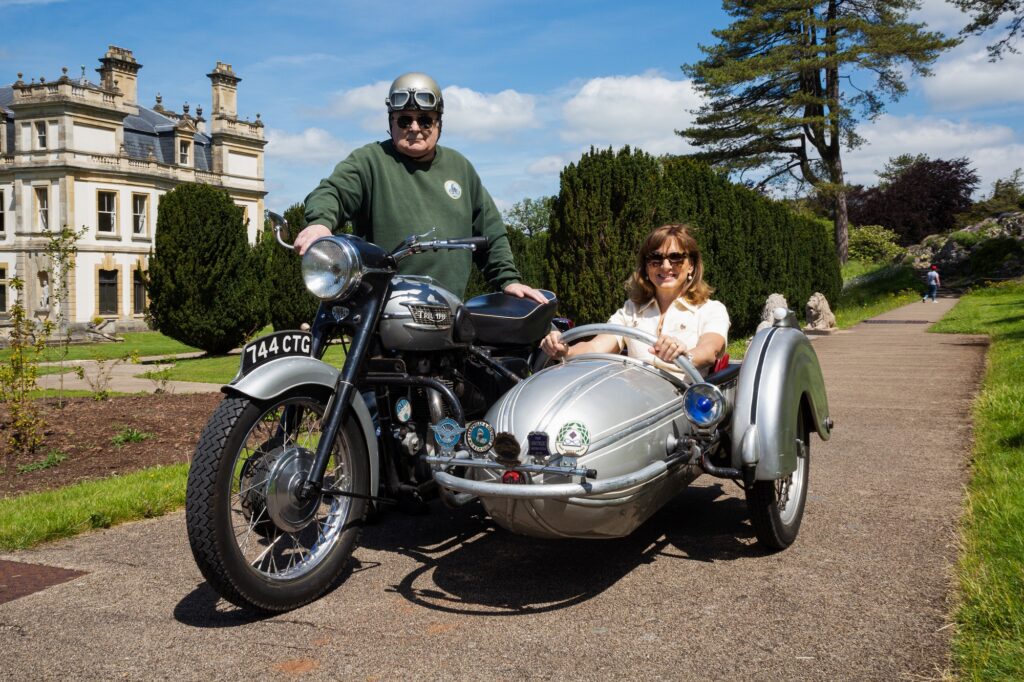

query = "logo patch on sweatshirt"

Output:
[[444, 180, 462, 199]]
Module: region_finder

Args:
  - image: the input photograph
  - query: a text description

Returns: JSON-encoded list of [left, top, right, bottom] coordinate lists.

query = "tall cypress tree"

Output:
[[147, 183, 267, 354], [682, 0, 955, 263]]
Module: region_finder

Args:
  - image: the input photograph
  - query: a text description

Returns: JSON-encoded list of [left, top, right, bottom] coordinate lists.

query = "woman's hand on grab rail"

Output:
[[540, 330, 570, 360], [649, 334, 688, 364], [294, 224, 333, 255]]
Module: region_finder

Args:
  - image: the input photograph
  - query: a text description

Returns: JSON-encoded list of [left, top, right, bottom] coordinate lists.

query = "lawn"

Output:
[[930, 279, 1024, 679]]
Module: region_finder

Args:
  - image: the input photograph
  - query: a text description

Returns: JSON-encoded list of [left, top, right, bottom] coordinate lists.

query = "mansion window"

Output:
[[35, 187, 49, 230], [179, 141, 190, 165], [132, 194, 148, 235], [98, 191, 118, 233], [98, 269, 118, 315], [36, 121, 47, 149], [0, 267, 7, 313], [0, 189, 5, 232], [133, 269, 146, 315]]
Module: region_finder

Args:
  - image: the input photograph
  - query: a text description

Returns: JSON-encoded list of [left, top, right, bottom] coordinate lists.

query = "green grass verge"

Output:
[[142, 344, 348, 384], [835, 263, 924, 329], [0, 463, 189, 550], [930, 279, 1024, 679], [0, 331, 200, 363]]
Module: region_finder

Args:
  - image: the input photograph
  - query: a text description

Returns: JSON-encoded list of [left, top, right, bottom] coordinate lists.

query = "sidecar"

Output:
[[431, 308, 832, 549]]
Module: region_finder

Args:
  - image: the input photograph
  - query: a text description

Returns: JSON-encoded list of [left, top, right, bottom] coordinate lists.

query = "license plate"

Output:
[[239, 330, 313, 376]]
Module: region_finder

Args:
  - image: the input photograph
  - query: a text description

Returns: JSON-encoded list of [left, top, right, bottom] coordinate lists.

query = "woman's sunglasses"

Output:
[[645, 251, 689, 266], [395, 114, 437, 130]]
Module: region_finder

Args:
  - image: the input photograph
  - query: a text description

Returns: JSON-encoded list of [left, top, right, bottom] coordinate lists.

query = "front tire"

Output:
[[746, 409, 810, 550], [186, 387, 369, 612]]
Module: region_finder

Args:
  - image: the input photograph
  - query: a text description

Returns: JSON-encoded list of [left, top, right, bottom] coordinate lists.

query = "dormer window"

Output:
[[36, 122, 47, 149], [179, 141, 191, 165]]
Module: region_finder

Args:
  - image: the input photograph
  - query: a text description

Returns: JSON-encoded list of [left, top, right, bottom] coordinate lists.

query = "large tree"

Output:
[[953, 0, 1024, 58], [682, 0, 955, 263], [847, 155, 979, 244]]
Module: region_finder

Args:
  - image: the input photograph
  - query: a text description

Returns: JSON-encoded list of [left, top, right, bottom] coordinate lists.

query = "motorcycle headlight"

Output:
[[301, 237, 363, 300], [682, 382, 727, 430]]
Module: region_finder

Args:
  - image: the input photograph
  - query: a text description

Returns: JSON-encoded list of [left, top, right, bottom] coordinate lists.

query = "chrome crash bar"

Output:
[[432, 459, 671, 500]]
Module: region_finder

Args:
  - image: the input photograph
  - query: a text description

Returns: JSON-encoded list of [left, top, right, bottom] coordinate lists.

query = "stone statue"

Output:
[[805, 292, 837, 332], [756, 293, 790, 332]]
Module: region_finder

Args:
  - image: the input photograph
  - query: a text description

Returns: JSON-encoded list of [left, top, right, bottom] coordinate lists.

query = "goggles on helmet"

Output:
[[387, 88, 440, 112]]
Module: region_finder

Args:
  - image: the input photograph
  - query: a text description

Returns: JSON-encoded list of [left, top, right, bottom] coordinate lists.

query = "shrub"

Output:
[[848, 225, 904, 263], [967, 237, 1024, 276], [256, 203, 319, 330], [950, 230, 985, 248], [146, 184, 267, 354]]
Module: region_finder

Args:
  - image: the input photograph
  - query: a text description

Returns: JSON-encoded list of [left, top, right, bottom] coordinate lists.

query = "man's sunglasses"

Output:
[[395, 114, 437, 130], [646, 251, 689, 266]]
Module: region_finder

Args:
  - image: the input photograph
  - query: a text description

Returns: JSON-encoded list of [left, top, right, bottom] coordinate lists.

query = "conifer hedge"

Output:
[[255, 203, 319, 330], [147, 183, 267, 354], [547, 148, 841, 335]]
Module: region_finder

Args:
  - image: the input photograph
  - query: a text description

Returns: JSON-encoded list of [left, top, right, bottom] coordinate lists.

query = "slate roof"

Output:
[[0, 85, 212, 167]]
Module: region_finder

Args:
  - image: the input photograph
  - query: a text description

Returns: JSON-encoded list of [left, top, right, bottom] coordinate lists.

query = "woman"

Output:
[[541, 224, 729, 376]]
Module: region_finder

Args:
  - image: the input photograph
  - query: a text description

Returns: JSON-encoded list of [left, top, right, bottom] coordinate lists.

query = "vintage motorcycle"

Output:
[[186, 212, 833, 614], [185, 212, 560, 612]]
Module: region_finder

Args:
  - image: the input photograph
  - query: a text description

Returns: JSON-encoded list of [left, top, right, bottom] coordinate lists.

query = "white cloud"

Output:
[[845, 114, 1021, 191], [922, 46, 1024, 108], [561, 74, 702, 155], [911, 0, 968, 34], [526, 155, 566, 176], [265, 127, 351, 164], [441, 86, 539, 141]]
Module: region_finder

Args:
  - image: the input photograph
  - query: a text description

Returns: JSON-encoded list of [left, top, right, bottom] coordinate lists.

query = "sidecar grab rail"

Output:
[[433, 460, 670, 499]]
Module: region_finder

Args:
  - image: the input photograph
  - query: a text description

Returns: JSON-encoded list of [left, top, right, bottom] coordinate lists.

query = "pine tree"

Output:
[[682, 0, 956, 263], [954, 0, 1023, 59], [147, 183, 267, 354]]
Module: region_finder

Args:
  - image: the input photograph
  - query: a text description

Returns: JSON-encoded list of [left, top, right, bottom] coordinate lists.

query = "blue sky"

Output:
[[2, 0, 1022, 213]]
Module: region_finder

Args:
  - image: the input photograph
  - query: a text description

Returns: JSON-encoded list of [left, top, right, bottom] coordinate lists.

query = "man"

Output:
[[294, 72, 546, 304]]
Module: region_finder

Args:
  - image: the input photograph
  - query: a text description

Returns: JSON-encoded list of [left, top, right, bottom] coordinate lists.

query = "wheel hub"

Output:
[[264, 447, 319, 533]]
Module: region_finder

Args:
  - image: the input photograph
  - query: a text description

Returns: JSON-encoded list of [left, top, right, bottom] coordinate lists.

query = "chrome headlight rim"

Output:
[[682, 382, 727, 430], [301, 236, 364, 301]]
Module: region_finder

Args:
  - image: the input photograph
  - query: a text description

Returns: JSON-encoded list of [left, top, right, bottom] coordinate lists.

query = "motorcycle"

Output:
[[185, 211, 559, 613]]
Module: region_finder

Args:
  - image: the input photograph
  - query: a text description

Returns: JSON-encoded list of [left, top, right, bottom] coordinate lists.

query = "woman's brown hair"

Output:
[[626, 224, 714, 306]]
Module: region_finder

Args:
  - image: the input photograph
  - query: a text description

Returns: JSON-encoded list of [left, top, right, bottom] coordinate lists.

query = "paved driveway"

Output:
[[0, 298, 987, 680]]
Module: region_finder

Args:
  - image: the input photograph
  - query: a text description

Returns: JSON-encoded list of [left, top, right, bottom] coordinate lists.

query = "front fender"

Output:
[[223, 356, 379, 497], [730, 324, 831, 480]]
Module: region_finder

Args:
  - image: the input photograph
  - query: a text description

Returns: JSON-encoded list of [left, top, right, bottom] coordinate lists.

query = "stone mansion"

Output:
[[0, 45, 266, 333]]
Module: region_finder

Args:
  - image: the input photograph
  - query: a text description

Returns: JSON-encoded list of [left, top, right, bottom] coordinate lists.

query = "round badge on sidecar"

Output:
[[464, 420, 495, 453], [555, 421, 590, 456], [430, 417, 466, 456]]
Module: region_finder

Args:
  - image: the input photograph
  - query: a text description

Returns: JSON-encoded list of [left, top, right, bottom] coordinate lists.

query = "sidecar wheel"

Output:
[[186, 387, 368, 612], [747, 410, 810, 550]]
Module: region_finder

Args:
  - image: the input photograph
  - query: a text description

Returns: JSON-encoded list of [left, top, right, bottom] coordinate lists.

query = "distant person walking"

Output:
[[924, 265, 941, 302]]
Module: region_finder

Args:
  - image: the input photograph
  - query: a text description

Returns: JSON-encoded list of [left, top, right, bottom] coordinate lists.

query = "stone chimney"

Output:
[[207, 62, 240, 118], [96, 45, 141, 107]]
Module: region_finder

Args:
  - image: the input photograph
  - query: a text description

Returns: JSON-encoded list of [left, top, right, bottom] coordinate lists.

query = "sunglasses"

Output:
[[646, 251, 689, 266], [395, 114, 437, 130], [388, 89, 439, 111]]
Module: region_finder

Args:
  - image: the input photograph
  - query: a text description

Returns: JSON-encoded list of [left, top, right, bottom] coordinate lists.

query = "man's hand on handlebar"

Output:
[[294, 224, 333, 255], [503, 282, 548, 305]]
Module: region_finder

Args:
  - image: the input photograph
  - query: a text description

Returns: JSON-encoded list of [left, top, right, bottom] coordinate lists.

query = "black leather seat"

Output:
[[464, 290, 557, 345]]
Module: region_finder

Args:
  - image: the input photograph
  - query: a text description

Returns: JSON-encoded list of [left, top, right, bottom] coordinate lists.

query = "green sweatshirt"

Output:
[[303, 140, 521, 298]]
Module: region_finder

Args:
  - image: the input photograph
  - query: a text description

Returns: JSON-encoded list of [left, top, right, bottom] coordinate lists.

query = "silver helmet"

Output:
[[386, 72, 444, 114]]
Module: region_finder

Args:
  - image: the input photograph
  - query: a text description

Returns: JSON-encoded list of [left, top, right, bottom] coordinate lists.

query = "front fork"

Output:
[[299, 295, 386, 500]]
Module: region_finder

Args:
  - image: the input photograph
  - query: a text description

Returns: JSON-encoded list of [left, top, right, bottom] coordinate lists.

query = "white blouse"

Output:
[[607, 297, 730, 376]]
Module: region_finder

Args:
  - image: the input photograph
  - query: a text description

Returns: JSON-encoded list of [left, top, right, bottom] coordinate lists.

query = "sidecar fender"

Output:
[[730, 325, 831, 481], [223, 356, 379, 497]]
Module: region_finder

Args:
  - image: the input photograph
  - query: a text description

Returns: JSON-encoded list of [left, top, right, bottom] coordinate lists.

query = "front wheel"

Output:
[[186, 387, 369, 612], [746, 409, 810, 550]]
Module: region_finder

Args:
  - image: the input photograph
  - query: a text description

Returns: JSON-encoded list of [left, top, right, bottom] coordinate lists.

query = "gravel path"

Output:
[[0, 297, 987, 680]]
